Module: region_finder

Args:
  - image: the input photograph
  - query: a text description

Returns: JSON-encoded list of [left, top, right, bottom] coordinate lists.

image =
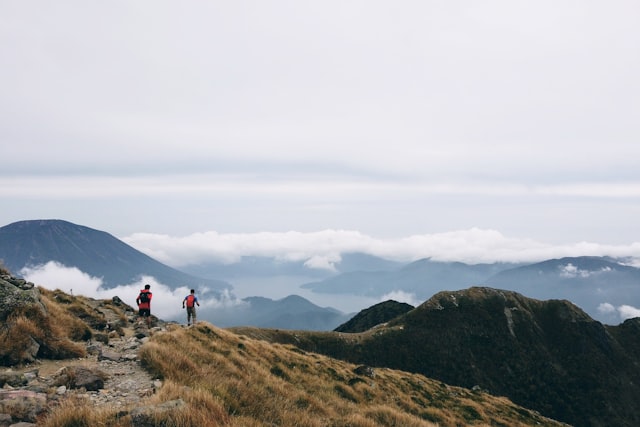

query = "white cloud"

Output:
[[597, 302, 640, 323], [2, 1, 640, 251], [618, 305, 640, 321], [19, 261, 245, 323], [121, 228, 640, 268], [379, 291, 421, 308], [559, 264, 613, 279], [597, 303, 616, 315]]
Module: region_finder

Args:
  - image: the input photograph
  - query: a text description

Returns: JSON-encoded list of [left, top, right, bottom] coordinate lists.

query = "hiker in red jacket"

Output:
[[182, 288, 200, 326], [136, 284, 153, 327]]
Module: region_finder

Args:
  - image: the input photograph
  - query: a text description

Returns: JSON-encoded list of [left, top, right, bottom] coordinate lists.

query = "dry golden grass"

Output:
[[133, 323, 564, 427], [0, 300, 86, 364], [31, 288, 566, 426]]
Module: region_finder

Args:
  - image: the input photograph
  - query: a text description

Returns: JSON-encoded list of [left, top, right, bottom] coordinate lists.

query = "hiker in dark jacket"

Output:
[[136, 284, 153, 327], [182, 288, 200, 326]]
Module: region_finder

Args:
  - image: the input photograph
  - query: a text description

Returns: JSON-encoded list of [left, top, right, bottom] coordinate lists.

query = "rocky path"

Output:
[[1, 315, 168, 426]]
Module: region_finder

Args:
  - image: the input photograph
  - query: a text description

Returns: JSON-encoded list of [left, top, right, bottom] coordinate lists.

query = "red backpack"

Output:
[[185, 295, 196, 308]]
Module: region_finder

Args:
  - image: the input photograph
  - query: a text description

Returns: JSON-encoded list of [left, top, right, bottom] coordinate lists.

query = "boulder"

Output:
[[0, 390, 47, 423], [0, 277, 46, 323], [53, 367, 105, 391], [0, 372, 27, 388]]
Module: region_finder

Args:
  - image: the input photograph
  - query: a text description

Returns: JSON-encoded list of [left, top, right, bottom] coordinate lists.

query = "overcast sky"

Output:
[[2, 1, 640, 266]]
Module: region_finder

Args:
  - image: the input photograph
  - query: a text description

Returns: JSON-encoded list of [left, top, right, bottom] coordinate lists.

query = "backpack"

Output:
[[139, 291, 150, 304], [185, 295, 196, 308]]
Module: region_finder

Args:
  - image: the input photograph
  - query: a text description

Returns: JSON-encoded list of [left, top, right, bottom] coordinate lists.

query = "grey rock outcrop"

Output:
[[0, 275, 45, 323]]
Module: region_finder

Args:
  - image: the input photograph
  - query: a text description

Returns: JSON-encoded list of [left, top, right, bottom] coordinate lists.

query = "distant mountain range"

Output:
[[2, 219, 640, 328], [303, 256, 640, 324], [235, 287, 640, 427], [203, 294, 353, 331], [0, 219, 229, 291], [0, 219, 352, 330]]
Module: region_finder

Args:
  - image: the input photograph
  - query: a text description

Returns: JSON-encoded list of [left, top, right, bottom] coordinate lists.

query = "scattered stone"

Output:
[[1, 282, 166, 423]]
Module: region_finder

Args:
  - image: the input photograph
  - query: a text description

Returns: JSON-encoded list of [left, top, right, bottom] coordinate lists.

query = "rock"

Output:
[[21, 371, 37, 383], [94, 333, 109, 345], [55, 386, 66, 395], [0, 277, 46, 323], [98, 350, 121, 362], [0, 390, 47, 423], [0, 373, 27, 388], [53, 367, 105, 391], [70, 367, 105, 391]]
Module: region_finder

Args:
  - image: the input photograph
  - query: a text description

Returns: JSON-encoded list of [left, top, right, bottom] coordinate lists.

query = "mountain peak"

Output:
[[0, 219, 227, 290]]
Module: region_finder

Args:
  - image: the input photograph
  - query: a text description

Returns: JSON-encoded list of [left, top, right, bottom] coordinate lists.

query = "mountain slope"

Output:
[[233, 287, 640, 427], [334, 300, 414, 332], [0, 219, 228, 290], [2, 274, 566, 426]]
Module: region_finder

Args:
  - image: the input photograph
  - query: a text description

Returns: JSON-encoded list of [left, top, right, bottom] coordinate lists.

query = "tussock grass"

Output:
[[134, 323, 564, 426], [0, 304, 86, 365], [34, 288, 565, 426]]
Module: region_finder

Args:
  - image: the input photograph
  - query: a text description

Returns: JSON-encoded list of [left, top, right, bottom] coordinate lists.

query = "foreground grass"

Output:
[[41, 322, 564, 426]]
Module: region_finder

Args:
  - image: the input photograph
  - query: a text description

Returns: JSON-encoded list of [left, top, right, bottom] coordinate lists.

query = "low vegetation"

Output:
[[1, 282, 566, 426], [42, 321, 563, 426]]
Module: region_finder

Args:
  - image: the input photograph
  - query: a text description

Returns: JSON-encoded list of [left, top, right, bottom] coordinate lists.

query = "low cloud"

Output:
[[379, 290, 421, 307], [122, 228, 640, 268], [597, 302, 640, 323], [559, 263, 612, 278], [20, 261, 245, 323]]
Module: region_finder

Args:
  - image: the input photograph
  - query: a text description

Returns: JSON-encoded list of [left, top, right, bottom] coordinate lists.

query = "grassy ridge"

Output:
[[5, 283, 564, 426]]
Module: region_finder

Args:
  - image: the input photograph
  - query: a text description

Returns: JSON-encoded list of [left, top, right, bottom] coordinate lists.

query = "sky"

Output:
[[2, 1, 640, 270]]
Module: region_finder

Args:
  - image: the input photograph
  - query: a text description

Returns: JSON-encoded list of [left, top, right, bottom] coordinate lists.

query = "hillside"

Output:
[[0, 219, 228, 290], [334, 300, 414, 333], [0, 271, 565, 426], [233, 287, 640, 427]]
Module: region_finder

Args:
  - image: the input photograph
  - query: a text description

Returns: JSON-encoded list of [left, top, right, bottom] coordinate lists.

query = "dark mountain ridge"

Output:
[[251, 287, 640, 427], [0, 219, 228, 291], [334, 299, 414, 333]]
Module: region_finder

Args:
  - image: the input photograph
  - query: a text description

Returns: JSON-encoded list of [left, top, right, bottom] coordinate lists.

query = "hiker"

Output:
[[182, 288, 200, 326], [136, 284, 153, 327]]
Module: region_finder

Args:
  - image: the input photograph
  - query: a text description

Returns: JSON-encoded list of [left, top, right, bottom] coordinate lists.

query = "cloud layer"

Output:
[[1, 1, 640, 245], [122, 228, 640, 269], [20, 261, 245, 323]]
